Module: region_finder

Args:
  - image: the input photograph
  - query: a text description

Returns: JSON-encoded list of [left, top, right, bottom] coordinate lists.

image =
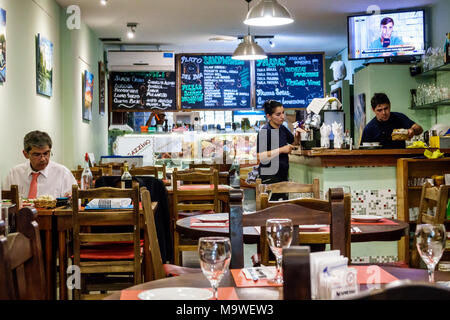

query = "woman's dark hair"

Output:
[[371, 93, 391, 109], [263, 100, 283, 116], [24, 130, 52, 152]]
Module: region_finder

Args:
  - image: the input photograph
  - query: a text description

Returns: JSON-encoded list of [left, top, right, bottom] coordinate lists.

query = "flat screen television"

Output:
[[347, 9, 426, 60]]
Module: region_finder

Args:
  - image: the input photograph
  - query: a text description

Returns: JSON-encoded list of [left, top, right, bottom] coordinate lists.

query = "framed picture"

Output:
[[36, 34, 53, 97], [353, 93, 366, 147], [0, 8, 6, 83], [98, 61, 105, 115], [330, 87, 342, 103], [83, 70, 94, 121]]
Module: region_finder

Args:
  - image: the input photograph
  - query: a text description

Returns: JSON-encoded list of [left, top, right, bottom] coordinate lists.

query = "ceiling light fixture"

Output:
[[232, 0, 267, 61], [127, 23, 137, 39], [244, 0, 294, 27], [100, 0, 108, 6]]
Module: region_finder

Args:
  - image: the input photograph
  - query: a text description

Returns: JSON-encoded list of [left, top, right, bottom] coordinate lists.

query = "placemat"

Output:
[[231, 269, 282, 288], [352, 265, 399, 284], [351, 218, 399, 226]]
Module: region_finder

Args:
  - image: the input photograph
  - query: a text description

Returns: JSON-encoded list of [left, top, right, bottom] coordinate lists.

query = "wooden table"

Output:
[[47, 202, 157, 300], [176, 214, 409, 244], [104, 266, 450, 300]]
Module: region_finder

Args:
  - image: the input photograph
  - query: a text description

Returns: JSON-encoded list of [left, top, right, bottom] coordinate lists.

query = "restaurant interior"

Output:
[[0, 0, 450, 302]]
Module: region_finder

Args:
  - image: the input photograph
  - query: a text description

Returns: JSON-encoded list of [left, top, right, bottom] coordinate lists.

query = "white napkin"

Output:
[[86, 198, 131, 209], [332, 121, 344, 149], [242, 267, 276, 280], [190, 222, 228, 228], [320, 123, 331, 148]]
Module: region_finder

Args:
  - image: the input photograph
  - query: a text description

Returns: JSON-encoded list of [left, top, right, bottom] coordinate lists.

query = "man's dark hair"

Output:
[[263, 100, 283, 116], [24, 130, 52, 152], [380, 17, 394, 26], [371, 93, 391, 109]]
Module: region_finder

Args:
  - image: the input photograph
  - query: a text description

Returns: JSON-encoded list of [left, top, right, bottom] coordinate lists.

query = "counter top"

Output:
[[289, 148, 450, 167]]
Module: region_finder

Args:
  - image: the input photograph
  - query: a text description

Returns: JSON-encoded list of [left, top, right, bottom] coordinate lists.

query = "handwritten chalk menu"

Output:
[[179, 55, 251, 109], [255, 53, 324, 109], [111, 72, 176, 111]]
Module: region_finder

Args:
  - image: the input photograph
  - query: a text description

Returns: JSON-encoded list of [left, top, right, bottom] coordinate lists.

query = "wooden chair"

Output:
[[130, 166, 158, 177], [0, 207, 46, 300], [1, 185, 20, 207], [411, 182, 450, 268], [132, 164, 167, 180], [71, 184, 142, 300], [255, 178, 321, 210], [172, 168, 220, 266], [140, 188, 201, 280], [228, 187, 350, 269], [189, 163, 230, 185]]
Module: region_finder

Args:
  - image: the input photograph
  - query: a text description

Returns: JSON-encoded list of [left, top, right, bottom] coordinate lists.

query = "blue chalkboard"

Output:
[[255, 53, 325, 109], [179, 54, 252, 110]]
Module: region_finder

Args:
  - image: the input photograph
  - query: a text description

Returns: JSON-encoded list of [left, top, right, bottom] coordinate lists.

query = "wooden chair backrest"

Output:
[[418, 182, 449, 224], [71, 184, 141, 299], [228, 188, 350, 269], [0, 207, 46, 300], [140, 188, 166, 280], [1, 185, 20, 207], [282, 246, 312, 300], [171, 168, 220, 219], [132, 164, 167, 180], [255, 178, 320, 210], [130, 167, 158, 177]]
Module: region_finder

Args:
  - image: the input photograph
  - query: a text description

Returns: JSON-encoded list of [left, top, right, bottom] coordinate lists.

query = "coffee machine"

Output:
[[298, 98, 344, 150]]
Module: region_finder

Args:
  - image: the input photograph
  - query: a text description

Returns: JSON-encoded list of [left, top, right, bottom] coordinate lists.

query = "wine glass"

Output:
[[266, 218, 293, 284], [415, 224, 447, 282], [198, 237, 231, 300]]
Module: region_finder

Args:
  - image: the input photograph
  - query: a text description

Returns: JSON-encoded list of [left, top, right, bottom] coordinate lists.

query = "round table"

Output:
[[105, 266, 450, 300], [175, 214, 409, 244]]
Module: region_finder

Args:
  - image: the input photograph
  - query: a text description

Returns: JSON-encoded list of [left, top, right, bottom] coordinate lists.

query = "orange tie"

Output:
[[28, 172, 40, 199]]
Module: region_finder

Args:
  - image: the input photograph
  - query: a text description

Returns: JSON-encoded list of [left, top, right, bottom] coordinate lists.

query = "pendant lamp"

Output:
[[244, 0, 293, 27]]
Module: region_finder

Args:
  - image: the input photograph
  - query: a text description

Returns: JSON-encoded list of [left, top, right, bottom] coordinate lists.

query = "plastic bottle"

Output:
[[80, 153, 93, 190], [121, 161, 132, 189]]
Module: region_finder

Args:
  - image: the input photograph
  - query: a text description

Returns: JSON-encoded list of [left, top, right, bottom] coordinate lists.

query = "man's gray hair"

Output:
[[24, 130, 53, 152]]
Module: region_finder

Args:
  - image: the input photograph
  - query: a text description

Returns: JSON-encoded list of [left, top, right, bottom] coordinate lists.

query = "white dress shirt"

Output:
[[4, 160, 77, 199]]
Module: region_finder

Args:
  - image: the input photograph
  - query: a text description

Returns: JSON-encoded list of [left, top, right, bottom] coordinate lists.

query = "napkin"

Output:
[[424, 149, 444, 159], [190, 218, 229, 228], [320, 123, 331, 148], [86, 198, 131, 209]]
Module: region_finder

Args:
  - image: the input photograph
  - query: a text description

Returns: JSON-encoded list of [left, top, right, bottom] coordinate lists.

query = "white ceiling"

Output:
[[55, 0, 439, 57]]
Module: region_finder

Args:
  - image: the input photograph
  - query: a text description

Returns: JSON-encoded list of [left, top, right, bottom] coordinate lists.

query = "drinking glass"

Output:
[[266, 218, 293, 284], [198, 236, 231, 300], [415, 224, 447, 282]]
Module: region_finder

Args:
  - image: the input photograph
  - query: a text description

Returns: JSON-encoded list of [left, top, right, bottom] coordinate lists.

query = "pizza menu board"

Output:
[[255, 53, 324, 109], [179, 54, 252, 110], [111, 71, 177, 111]]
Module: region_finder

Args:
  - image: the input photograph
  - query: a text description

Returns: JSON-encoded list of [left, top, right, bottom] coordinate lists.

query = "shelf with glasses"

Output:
[[413, 63, 450, 79], [410, 99, 450, 110]]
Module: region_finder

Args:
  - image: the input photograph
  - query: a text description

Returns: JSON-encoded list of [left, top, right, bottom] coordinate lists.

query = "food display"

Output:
[[391, 128, 409, 141], [33, 194, 57, 208]]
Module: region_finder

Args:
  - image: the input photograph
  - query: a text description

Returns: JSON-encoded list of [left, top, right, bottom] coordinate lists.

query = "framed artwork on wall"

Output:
[[36, 33, 53, 97], [98, 61, 105, 115], [0, 8, 6, 83], [83, 70, 94, 121], [353, 93, 366, 147]]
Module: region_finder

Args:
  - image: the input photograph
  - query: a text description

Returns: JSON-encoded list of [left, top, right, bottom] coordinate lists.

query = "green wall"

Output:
[[0, 0, 107, 184]]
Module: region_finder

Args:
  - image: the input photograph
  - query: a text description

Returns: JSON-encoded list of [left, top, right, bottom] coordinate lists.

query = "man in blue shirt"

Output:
[[361, 93, 423, 148], [257, 100, 303, 200]]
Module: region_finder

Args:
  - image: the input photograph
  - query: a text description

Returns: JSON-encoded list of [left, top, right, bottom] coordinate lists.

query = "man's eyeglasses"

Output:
[[29, 151, 53, 159]]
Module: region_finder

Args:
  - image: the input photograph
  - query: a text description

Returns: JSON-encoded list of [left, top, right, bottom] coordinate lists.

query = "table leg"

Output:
[[59, 230, 68, 300]]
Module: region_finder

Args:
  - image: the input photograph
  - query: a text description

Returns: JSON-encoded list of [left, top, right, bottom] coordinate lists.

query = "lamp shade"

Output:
[[244, 0, 294, 26], [232, 35, 268, 60]]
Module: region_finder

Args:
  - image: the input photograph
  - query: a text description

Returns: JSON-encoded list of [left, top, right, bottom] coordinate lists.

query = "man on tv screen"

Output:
[[369, 17, 404, 50]]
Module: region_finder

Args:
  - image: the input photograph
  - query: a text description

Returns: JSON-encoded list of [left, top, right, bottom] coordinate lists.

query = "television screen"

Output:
[[348, 9, 425, 60]]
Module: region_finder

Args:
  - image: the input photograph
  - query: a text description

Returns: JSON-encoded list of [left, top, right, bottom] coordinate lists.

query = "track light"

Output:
[[127, 23, 137, 39]]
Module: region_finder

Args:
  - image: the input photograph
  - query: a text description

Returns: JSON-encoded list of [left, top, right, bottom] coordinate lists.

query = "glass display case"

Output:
[[112, 131, 257, 171]]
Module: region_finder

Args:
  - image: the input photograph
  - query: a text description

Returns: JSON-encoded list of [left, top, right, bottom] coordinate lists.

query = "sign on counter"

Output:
[[111, 71, 177, 111], [179, 54, 252, 110], [255, 53, 325, 109]]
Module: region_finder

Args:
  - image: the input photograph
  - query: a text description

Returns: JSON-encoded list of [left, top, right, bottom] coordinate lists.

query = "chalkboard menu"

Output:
[[111, 71, 176, 111], [255, 53, 324, 109], [179, 54, 252, 110]]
